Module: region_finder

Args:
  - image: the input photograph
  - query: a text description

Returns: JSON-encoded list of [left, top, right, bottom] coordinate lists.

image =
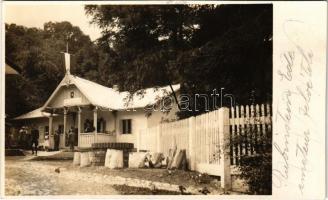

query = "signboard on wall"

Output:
[[63, 97, 82, 107]]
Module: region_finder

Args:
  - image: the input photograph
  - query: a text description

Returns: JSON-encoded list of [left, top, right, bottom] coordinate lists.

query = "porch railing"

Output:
[[79, 133, 116, 148]]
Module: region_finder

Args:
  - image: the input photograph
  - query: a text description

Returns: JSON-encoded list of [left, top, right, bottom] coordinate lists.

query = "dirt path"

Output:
[[5, 156, 226, 196], [5, 157, 119, 196]]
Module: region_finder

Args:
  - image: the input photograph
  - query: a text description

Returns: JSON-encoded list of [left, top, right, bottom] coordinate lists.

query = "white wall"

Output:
[[115, 109, 147, 144], [48, 85, 90, 108], [114, 103, 179, 146]]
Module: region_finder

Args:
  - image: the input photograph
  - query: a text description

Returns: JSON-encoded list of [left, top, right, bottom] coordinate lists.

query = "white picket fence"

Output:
[[161, 118, 190, 160], [230, 104, 272, 165], [138, 104, 272, 190], [139, 126, 158, 152]]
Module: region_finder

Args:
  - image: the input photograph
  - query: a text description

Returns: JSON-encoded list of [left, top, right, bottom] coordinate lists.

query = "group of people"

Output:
[[84, 119, 95, 132], [53, 126, 76, 151], [84, 118, 106, 133], [19, 124, 39, 155], [18, 125, 77, 154]]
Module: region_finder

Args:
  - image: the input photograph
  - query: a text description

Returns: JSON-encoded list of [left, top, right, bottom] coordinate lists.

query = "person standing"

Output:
[[24, 127, 31, 150], [31, 125, 39, 155], [54, 130, 60, 151], [68, 126, 75, 151], [18, 127, 25, 148]]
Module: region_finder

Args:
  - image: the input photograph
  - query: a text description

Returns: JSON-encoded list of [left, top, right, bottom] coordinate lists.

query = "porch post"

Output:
[[77, 107, 81, 147], [93, 107, 98, 144], [63, 107, 68, 148], [49, 114, 53, 149]]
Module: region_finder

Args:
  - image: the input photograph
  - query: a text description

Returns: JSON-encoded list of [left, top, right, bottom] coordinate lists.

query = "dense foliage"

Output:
[[230, 125, 272, 195], [239, 152, 272, 194], [5, 22, 104, 117], [86, 4, 272, 118]]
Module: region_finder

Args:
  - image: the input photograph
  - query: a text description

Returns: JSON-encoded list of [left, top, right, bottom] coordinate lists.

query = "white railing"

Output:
[[79, 133, 116, 148]]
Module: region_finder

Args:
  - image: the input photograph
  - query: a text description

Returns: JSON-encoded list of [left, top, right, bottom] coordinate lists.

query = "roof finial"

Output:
[[63, 40, 70, 75]]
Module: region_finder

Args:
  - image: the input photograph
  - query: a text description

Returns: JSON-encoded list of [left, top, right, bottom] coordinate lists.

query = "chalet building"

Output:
[[14, 53, 180, 150]]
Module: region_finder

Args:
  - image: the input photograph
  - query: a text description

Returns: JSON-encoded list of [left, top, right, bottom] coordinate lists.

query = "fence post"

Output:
[[156, 125, 162, 152], [188, 116, 196, 170], [218, 107, 232, 190]]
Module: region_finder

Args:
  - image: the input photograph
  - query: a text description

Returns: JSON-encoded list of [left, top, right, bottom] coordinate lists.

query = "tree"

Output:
[[85, 4, 272, 118], [5, 22, 102, 117], [85, 5, 195, 93]]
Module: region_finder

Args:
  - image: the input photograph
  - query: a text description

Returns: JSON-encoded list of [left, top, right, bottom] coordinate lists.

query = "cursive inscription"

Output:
[[296, 129, 310, 194], [273, 19, 313, 195]]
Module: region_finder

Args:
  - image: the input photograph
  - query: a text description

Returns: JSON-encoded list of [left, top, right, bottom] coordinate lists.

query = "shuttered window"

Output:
[[122, 119, 132, 134]]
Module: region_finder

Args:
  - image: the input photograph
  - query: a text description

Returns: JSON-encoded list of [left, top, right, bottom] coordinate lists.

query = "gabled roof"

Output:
[[14, 107, 57, 120], [70, 75, 180, 110], [17, 74, 180, 120]]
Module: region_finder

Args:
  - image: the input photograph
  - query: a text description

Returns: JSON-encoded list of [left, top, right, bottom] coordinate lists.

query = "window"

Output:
[[122, 119, 132, 134], [70, 91, 74, 98]]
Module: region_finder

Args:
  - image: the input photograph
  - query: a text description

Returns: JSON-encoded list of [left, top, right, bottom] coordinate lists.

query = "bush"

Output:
[[238, 152, 272, 194], [232, 128, 272, 194]]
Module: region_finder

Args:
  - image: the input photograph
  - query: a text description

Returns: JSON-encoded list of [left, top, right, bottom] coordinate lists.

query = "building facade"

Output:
[[15, 73, 180, 150]]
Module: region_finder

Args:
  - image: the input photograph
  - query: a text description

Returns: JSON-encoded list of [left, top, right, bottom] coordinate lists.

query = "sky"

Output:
[[5, 4, 102, 41]]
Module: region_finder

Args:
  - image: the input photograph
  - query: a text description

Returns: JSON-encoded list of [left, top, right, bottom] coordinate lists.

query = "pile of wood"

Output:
[[144, 152, 165, 168], [167, 149, 188, 170], [129, 152, 149, 168], [128, 149, 188, 171], [129, 152, 165, 168]]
